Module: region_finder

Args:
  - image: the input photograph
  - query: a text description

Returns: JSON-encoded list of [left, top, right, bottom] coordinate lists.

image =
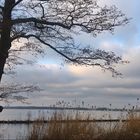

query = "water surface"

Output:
[[0, 108, 128, 139]]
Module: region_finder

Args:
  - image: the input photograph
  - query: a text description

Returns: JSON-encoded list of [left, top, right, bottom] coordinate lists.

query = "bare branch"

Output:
[[11, 0, 23, 9], [14, 34, 76, 62], [0, 0, 130, 84], [0, 84, 41, 102], [0, 5, 3, 10], [12, 18, 71, 29], [15, 33, 125, 75]]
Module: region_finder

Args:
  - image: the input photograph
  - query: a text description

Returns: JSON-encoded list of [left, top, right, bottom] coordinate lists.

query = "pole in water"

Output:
[[0, 106, 3, 112]]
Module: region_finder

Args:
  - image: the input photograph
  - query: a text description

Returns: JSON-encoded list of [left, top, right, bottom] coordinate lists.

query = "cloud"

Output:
[[2, 44, 140, 107], [1, 0, 140, 108], [120, 46, 140, 78]]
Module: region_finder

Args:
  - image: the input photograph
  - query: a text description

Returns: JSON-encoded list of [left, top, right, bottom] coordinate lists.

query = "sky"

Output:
[[1, 0, 140, 108]]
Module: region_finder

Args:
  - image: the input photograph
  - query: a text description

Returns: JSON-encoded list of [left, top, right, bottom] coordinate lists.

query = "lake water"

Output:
[[0, 108, 128, 139]]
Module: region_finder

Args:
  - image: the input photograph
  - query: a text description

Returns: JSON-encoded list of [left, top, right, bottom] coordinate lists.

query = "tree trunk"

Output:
[[0, 0, 15, 83], [0, 52, 8, 82]]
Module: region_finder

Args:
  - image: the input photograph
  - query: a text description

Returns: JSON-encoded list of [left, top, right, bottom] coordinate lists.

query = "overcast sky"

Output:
[[1, 0, 140, 108]]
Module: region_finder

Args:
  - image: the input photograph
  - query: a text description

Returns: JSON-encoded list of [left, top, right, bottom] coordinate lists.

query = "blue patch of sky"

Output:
[[38, 0, 140, 65]]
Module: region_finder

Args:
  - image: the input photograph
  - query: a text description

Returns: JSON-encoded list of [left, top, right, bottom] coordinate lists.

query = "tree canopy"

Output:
[[0, 0, 129, 83]]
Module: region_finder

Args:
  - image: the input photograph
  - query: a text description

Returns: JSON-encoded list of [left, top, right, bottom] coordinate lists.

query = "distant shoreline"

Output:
[[3, 106, 140, 112]]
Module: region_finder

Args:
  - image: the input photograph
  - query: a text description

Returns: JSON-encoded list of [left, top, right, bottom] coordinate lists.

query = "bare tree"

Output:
[[0, 0, 129, 83], [0, 84, 41, 102]]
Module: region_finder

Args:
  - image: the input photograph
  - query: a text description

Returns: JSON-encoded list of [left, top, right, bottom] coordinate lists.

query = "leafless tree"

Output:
[[0, 84, 41, 102], [0, 0, 129, 83]]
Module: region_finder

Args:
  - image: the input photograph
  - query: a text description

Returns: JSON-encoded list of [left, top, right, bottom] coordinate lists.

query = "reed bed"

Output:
[[27, 111, 140, 140]]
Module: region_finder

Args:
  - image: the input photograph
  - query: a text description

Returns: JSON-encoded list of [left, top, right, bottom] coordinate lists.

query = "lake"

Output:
[[0, 108, 129, 139]]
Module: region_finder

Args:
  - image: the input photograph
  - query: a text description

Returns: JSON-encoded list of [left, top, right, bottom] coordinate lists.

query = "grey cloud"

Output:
[[4, 65, 81, 85], [1, 0, 140, 107], [3, 46, 140, 107]]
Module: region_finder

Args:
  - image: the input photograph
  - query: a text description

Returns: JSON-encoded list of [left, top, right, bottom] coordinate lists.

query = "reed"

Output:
[[27, 111, 140, 140]]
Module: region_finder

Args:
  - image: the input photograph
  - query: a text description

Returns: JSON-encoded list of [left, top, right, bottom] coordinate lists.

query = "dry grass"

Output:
[[27, 111, 140, 140]]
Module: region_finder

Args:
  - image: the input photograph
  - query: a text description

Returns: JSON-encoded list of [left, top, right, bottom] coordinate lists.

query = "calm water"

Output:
[[0, 109, 128, 139], [0, 108, 128, 120]]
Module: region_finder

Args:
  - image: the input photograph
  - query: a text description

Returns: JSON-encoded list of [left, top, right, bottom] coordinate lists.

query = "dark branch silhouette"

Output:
[[0, 84, 41, 102], [0, 0, 129, 84]]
